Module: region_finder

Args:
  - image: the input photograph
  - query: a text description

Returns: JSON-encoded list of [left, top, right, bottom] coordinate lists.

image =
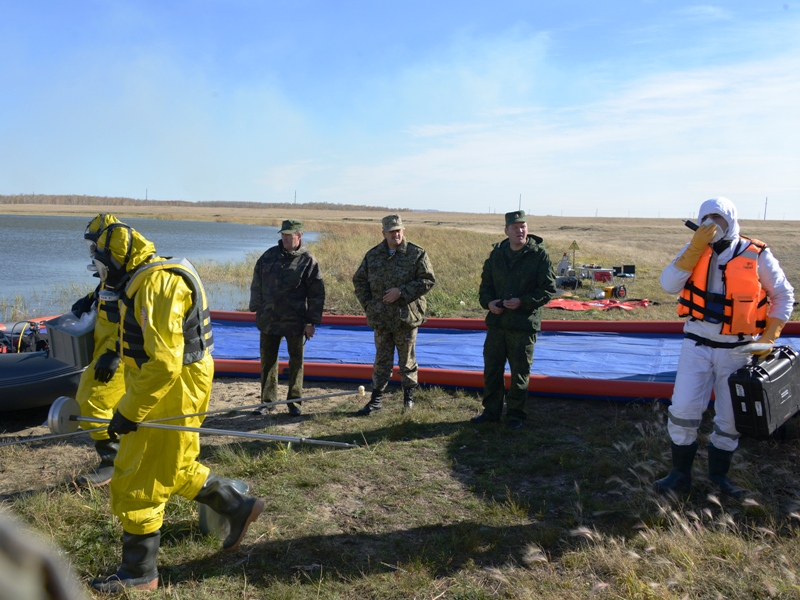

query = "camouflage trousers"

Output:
[[372, 326, 418, 391], [482, 328, 536, 421], [259, 332, 305, 403]]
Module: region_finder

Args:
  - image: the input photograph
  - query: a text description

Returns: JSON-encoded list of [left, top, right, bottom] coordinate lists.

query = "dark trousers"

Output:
[[482, 328, 536, 420], [259, 333, 305, 403]]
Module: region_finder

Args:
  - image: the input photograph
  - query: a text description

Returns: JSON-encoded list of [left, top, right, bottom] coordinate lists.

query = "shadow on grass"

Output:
[[0, 405, 50, 433], [163, 519, 547, 586]]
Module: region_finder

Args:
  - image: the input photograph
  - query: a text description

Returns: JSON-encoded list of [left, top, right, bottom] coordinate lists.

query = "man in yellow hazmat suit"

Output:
[[70, 213, 127, 486], [88, 223, 264, 593]]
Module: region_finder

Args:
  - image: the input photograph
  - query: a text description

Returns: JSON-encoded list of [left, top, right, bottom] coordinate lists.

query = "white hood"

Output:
[[697, 197, 739, 241]]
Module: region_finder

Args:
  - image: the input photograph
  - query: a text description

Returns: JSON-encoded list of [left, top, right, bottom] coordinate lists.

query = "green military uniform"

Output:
[[478, 211, 556, 423], [249, 220, 325, 407], [353, 216, 435, 396]]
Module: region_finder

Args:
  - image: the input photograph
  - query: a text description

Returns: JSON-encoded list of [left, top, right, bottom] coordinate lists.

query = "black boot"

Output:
[[91, 530, 160, 592], [77, 438, 119, 486], [356, 388, 384, 416], [654, 441, 698, 494], [287, 399, 302, 416], [194, 475, 265, 551], [708, 444, 746, 498], [470, 412, 500, 424], [402, 387, 415, 412]]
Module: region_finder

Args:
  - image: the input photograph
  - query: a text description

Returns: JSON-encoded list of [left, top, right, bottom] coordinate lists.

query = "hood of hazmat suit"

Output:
[[697, 197, 740, 245]]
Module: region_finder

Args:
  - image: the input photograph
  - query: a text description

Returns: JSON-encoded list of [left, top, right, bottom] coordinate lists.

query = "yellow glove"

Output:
[[674, 222, 717, 271], [752, 317, 786, 359]]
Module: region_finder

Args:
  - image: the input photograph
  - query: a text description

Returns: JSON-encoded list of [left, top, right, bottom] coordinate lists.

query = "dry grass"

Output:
[[5, 384, 800, 599]]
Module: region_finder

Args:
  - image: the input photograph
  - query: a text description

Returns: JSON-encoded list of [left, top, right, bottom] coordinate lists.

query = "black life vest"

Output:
[[120, 259, 214, 367]]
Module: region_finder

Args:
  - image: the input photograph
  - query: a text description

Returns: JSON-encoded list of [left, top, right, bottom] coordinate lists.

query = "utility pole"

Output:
[[519, 194, 521, 211], [764, 196, 768, 220], [294, 190, 297, 205]]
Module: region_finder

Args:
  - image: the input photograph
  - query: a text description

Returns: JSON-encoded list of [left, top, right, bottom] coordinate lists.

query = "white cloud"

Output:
[[315, 48, 800, 218], [672, 5, 733, 22]]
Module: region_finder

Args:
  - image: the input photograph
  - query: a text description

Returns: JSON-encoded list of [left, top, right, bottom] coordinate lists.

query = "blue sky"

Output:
[[1, 1, 798, 218]]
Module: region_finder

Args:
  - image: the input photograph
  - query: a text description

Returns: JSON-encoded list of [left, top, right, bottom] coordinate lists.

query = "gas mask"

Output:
[[92, 254, 128, 289], [91, 258, 109, 282], [700, 217, 726, 244], [85, 239, 100, 276], [92, 224, 134, 291]]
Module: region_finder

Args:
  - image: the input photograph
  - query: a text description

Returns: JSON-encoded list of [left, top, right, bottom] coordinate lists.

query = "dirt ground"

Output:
[[0, 377, 362, 500]]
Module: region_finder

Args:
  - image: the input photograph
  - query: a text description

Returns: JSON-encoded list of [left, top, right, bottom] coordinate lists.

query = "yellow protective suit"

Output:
[[76, 213, 126, 442], [97, 225, 214, 535]]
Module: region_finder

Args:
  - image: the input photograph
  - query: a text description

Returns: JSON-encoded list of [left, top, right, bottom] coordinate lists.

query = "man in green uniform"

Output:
[[472, 210, 556, 429], [353, 215, 435, 415], [249, 219, 325, 416]]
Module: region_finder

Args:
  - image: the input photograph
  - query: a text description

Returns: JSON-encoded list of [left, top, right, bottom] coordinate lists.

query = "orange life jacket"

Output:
[[677, 238, 768, 335]]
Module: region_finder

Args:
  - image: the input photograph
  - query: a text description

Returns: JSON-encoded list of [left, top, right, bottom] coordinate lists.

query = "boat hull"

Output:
[[0, 352, 84, 412]]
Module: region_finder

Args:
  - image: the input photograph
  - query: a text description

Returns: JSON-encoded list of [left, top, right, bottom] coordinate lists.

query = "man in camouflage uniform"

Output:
[[249, 219, 325, 416], [472, 210, 556, 429], [352, 215, 435, 415]]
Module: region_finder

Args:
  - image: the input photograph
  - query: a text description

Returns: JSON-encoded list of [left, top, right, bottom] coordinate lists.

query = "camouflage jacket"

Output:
[[479, 234, 556, 333], [352, 239, 435, 330], [249, 242, 325, 336]]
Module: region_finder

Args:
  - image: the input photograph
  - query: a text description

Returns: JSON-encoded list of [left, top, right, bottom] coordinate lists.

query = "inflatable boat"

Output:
[[0, 351, 84, 411], [0, 320, 84, 412]]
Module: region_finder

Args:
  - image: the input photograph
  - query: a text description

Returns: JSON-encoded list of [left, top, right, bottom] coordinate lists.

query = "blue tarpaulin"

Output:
[[211, 319, 800, 383]]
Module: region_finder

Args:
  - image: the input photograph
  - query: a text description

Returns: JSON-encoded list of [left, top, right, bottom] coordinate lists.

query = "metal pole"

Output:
[[0, 427, 107, 448], [149, 387, 364, 424], [72, 416, 359, 448]]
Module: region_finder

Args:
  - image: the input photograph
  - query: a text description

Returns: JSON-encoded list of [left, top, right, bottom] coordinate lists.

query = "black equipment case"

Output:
[[728, 346, 800, 439]]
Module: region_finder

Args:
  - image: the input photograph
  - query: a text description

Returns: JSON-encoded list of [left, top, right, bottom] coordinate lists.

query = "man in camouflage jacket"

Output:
[[352, 214, 435, 415], [471, 210, 556, 430], [249, 219, 325, 416]]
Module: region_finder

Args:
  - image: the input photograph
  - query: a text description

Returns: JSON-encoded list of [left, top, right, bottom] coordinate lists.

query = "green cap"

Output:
[[279, 219, 303, 234], [505, 210, 526, 226], [381, 214, 404, 231]]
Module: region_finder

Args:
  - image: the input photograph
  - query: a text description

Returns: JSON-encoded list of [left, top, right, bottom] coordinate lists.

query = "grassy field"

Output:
[[2, 203, 800, 599]]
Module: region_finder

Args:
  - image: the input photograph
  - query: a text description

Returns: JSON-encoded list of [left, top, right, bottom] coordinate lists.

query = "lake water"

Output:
[[0, 214, 307, 319]]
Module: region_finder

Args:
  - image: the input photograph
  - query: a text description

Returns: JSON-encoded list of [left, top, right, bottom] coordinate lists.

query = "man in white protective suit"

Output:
[[654, 197, 794, 498]]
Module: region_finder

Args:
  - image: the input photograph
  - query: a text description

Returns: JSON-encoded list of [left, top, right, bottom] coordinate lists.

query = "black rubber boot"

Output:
[[708, 444, 746, 499], [287, 399, 302, 416], [402, 387, 415, 412], [91, 530, 160, 592], [356, 388, 384, 416], [194, 475, 265, 551], [470, 412, 500, 424], [77, 438, 119, 486], [654, 441, 698, 494]]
